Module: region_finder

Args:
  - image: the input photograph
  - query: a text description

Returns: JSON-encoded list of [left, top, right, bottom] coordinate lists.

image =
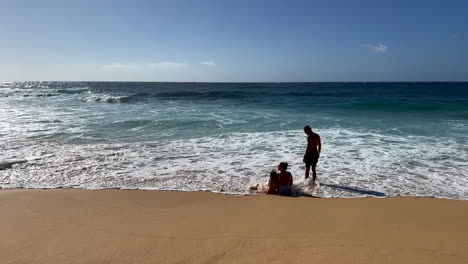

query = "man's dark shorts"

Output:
[[304, 152, 319, 167]]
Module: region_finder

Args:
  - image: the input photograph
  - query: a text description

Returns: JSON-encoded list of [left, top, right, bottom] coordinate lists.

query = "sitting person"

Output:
[[277, 162, 293, 196], [266, 170, 279, 194]]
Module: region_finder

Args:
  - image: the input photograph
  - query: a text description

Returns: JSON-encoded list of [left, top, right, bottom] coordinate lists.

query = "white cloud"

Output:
[[147, 62, 188, 69], [101, 62, 188, 71], [362, 44, 388, 53], [101, 63, 143, 71], [201, 61, 216, 67]]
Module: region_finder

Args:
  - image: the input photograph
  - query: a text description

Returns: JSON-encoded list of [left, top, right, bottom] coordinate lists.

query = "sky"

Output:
[[1, 0, 467, 82]]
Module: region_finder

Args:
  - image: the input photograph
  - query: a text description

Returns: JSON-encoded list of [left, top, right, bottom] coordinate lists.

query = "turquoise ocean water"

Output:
[[1, 82, 467, 199]]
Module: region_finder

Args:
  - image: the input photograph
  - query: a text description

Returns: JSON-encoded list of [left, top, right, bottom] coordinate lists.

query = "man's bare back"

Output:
[[306, 133, 321, 154]]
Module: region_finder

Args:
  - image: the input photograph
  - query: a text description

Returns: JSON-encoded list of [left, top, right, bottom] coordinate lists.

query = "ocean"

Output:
[[1, 81, 467, 199]]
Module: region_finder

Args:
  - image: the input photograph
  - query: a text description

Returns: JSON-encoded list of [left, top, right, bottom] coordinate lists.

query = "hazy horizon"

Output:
[[2, 80, 468, 83]]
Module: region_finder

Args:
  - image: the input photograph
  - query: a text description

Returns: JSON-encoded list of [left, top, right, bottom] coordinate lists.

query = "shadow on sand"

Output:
[[321, 183, 387, 197]]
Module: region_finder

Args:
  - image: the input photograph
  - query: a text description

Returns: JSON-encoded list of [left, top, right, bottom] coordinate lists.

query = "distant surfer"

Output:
[[303, 126, 321, 183]]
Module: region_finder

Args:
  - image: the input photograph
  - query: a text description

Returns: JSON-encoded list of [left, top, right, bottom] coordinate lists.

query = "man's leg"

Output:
[[312, 165, 317, 183], [305, 165, 310, 179]]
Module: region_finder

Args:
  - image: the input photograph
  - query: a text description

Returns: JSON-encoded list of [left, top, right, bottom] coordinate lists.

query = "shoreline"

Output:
[[1, 187, 468, 201], [1, 189, 468, 263]]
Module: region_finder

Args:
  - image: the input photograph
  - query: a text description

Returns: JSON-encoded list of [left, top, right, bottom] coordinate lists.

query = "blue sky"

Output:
[[1, 0, 467, 81]]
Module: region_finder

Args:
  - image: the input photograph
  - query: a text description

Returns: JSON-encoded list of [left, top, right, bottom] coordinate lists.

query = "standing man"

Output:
[[303, 125, 321, 183]]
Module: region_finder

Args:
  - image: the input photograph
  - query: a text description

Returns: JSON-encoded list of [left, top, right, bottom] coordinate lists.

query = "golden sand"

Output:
[[1, 189, 467, 263]]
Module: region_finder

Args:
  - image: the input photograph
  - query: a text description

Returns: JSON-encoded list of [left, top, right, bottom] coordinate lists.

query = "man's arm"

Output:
[[317, 135, 321, 154]]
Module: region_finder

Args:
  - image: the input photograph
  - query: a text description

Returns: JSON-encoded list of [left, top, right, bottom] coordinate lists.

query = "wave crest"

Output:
[[84, 95, 131, 103]]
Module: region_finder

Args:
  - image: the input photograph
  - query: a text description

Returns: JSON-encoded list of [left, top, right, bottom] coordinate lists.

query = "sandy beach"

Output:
[[1, 190, 467, 263]]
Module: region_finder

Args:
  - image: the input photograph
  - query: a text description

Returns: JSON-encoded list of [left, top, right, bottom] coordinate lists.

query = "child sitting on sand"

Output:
[[266, 170, 279, 194]]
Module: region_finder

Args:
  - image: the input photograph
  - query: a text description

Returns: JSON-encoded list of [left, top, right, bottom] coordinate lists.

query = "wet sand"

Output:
[[1, 189, 468, 263]]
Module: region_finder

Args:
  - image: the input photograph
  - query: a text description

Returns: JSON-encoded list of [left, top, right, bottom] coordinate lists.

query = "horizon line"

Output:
[[2, 80, 468, 83]]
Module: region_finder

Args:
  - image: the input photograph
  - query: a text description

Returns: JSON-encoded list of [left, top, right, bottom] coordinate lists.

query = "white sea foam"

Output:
[[84, 95, 130, 103], [1, 128, 467, 199]]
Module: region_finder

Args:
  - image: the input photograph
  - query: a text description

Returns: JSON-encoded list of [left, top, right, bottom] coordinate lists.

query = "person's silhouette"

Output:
[[303, 126, 321, 183]]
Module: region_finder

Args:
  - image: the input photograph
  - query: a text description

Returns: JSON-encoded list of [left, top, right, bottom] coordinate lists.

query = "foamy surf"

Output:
[[84, 95, 131, 103], [1, 129, 467, 199]]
